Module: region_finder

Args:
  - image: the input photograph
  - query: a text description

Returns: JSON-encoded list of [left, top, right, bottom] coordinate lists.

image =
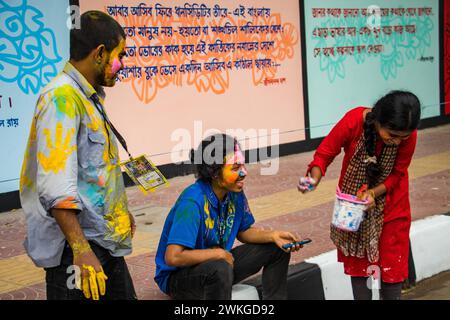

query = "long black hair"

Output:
[[363, 90, 421, 187], [190, 134, 240, 183]]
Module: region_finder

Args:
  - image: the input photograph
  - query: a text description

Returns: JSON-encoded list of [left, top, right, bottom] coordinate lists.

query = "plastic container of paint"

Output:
[[331, 187, 368, 232]]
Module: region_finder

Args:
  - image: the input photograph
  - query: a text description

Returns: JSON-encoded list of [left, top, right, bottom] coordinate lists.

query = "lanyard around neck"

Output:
[[91, 94, 133, 160], [62, 70, 133, 160]]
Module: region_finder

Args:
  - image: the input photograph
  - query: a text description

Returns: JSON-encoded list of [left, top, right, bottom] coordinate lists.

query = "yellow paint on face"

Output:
[[222, 164, 239, 184], [223, 151, 247, 184], [37, 122, 77, 173], [204, 196, 214, 229]]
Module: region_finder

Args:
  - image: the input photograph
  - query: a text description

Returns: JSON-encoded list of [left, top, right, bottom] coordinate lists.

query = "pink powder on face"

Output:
[[111, 58, 122, 74], [225, 144, 245, 165]]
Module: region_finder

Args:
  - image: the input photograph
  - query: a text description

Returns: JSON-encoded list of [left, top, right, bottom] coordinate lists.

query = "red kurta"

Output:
[[308, 107, 417, 283]]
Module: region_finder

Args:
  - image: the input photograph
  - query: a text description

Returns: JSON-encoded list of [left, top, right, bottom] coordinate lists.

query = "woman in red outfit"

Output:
[[299, 91, 421, 300]]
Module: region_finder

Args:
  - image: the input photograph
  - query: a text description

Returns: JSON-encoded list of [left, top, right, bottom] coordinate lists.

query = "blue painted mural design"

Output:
[[312, 8, 434, 83], [0, 0, 62, 94]]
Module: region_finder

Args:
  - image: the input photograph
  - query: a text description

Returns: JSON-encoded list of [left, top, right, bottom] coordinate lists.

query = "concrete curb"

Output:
[[241, 213, 450, 300], [410, 214, 450, 282]]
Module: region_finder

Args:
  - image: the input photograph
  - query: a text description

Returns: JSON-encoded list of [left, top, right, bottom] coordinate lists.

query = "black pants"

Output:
[[44, 241, 137, 300], [167, 243, 291, 300], [351, 276, 403, 300]]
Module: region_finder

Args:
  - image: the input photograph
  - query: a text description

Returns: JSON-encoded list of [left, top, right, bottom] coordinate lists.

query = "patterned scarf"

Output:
[[330, 134, 398, 263]]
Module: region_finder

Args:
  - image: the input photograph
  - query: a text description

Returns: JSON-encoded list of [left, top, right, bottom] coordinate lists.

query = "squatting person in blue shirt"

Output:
[[155, 134, 302, 299]]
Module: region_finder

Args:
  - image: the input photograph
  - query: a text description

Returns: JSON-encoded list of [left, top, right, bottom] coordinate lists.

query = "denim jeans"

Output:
[[44, 241, 137, 300], [167, 243, 291, 300]]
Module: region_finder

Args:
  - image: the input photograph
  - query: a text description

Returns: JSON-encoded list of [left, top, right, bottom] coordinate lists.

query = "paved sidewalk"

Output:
[[0, 124, 449, 300], [403, 269, 450, 300]]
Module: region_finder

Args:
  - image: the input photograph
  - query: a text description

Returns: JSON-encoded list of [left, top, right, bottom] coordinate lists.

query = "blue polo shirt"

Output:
[[154, 179, 255, 294]]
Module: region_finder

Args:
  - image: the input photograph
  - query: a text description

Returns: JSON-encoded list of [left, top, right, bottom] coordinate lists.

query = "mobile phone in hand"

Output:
[[282, 238, 312, 250]]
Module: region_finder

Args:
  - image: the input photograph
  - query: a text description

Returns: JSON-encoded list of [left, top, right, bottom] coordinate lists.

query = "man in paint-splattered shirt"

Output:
[[20, 11, 136, 300]]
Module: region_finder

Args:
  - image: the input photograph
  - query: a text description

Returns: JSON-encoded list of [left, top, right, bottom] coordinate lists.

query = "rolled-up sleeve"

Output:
[[35, 91, 82, 214]]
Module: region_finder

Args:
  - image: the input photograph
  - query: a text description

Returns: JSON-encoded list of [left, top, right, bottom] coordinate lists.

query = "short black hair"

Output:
[[70, 10, 126, 61], [190, 134, 240, 183]]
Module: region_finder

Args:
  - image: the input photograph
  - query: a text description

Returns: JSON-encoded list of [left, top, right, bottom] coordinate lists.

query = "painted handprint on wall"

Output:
[[0, 0, 62, 94]]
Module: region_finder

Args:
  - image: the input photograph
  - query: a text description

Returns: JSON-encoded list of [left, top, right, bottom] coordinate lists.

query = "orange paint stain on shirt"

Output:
[[54, 196, 79, 210], [97, 176, 105, 187]]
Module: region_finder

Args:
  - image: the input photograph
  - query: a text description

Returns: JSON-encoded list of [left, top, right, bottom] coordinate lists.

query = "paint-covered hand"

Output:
[[82, 264, 108, 301], [297, 176, 317, 194], [73, 249, 108, 300], [271, 231, 302, 253], [298, 167, 322, 194]]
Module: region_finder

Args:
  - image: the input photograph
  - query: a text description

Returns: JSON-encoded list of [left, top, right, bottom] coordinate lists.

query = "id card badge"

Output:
[[121, 155, 168, 194]]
